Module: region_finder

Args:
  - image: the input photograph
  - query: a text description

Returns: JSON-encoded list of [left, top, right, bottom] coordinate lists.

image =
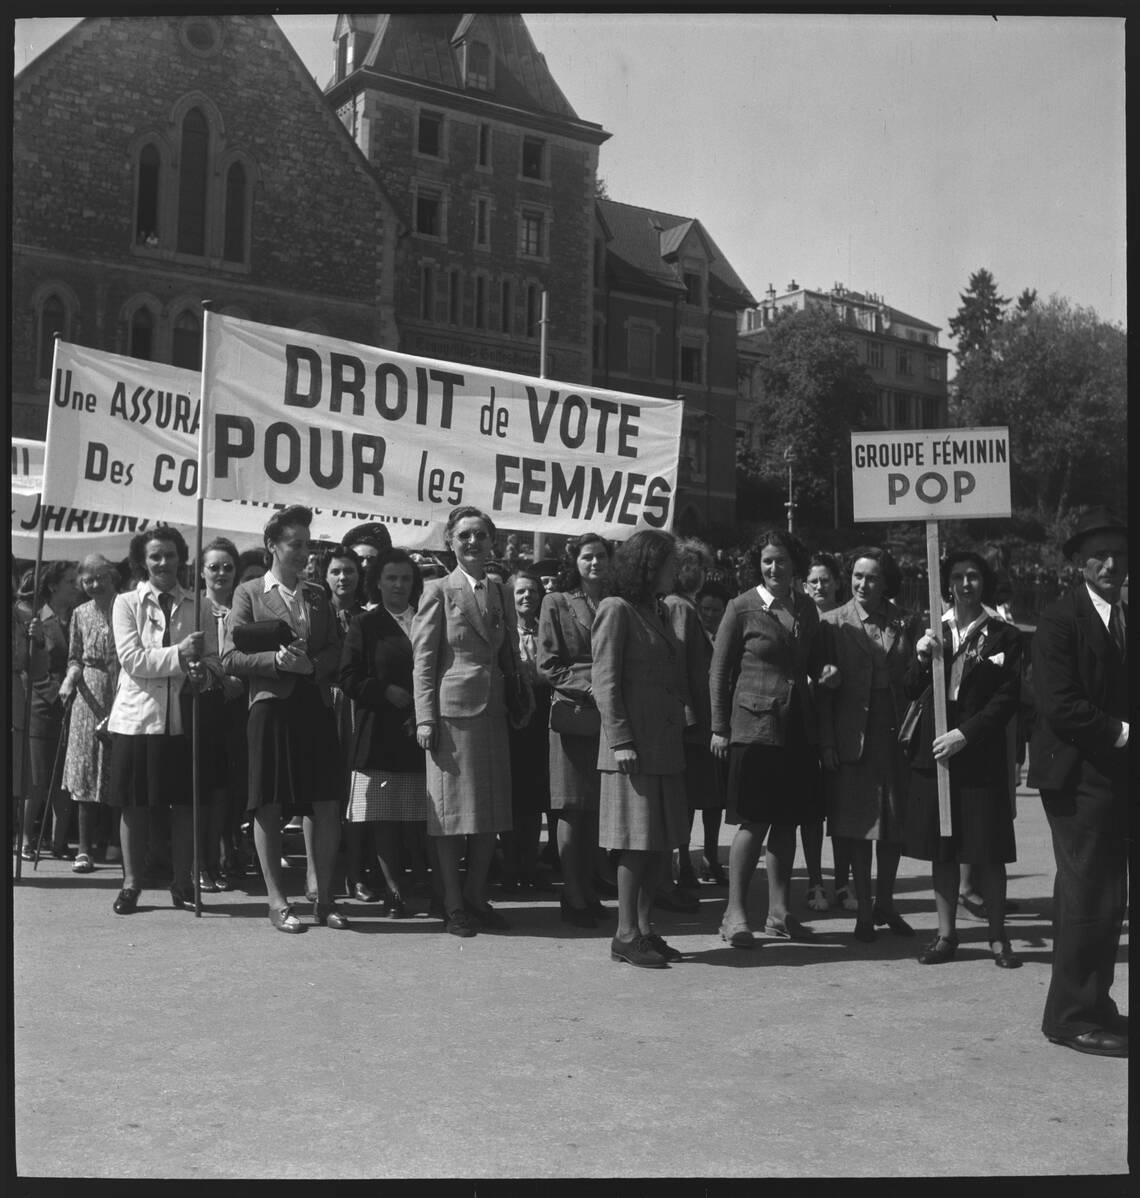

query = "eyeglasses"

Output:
[[204, 563, 235, 572], [456, 530, 490, 543]]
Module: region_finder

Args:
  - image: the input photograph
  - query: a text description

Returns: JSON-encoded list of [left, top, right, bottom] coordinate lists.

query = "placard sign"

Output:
[[850, 427, 1011, 522], [201, 313, 683, 538], [38, 343, 444, 550]]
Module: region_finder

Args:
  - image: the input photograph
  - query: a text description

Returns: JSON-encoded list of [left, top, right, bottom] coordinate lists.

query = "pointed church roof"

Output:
[[347, 12, 605, 138]]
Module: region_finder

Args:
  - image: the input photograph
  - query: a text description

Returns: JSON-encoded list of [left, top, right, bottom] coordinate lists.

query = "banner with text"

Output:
[[38, 343, 444, 551], [850, 426, 1012, 522], [201, 313, 683, 537]]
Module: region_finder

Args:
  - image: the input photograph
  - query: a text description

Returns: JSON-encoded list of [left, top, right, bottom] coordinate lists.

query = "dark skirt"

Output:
[[684, 740, 724, 811], [548, 729, 601, 811], [727, 706, 823, 829], [246, 683, 341, 815], [196, 690, 248, 792], [509, 716, 551, 817], [109, 732, 192, 808], [904, 768, 1016, 865]]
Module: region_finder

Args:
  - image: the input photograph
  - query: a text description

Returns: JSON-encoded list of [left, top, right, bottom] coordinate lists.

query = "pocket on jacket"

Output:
[[734, 691, 784, 741]]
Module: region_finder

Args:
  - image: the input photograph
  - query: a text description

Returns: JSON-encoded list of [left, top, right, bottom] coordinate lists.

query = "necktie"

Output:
[[473, 580, 487, 616], [1108, 605, 1126, 659], [158, 591, 174, 647]]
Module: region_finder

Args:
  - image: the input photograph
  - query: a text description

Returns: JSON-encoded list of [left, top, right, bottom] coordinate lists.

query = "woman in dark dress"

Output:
[[223, 506, 347, 933], [340, 547, 428, 918], [904, 549, 1024, 968], [537, 531, 613, 927], [500, 568, 553, 893]]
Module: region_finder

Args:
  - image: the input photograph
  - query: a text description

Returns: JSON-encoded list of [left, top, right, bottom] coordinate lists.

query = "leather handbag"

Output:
[[898, 685, 930, 759], [232, 618, 295, 653], [549, 696, 601, 737]]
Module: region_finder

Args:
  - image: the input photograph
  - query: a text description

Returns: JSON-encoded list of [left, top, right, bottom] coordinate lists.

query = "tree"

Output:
[[748, 306, 877, 522], [950, 295, 1127, 526], [948, 268, 1009, 363]]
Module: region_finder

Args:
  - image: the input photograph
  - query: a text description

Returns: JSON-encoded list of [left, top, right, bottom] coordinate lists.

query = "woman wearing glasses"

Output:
[[413, 506, 531, 937]]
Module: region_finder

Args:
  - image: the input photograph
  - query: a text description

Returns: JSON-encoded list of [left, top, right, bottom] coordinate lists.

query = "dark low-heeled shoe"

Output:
[[269, 905, 305, 934], [387, 893, 409, 919], [991, 939, 1022, 969], [872, 904, 916, 936], [852, 918, 876, 943], [314, 901, 350, 929], [646, 932, 683, 962], [560, 895, 596, 928], [170, 885, 198, 911], [113, 887, 140, 915], [917, 935, 959, 964]]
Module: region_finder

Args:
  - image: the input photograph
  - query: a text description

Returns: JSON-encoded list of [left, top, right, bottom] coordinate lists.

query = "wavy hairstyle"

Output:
[[940, 547, 998, 606], [127, 525, 189, 581], [609, 529, 676, 607], [744, 528, 810, 584], [553, 529, 613, 593], [673, 536, 714, 596]]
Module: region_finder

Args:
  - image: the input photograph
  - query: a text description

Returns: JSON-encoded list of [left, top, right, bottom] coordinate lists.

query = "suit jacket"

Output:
[[592, 596, 689, 774], [903, 613, 1023, 781], [222, 576, 341, 707], [412, 568, 519, 723], [536, 590, 597, 703], [663, 593, 713, 741], [709, 588, 822, 746], [339, 606, 424, 774], [29, 603, 70, 728], [818, 598, 922, 763], [1027, 584, 1128, 791]]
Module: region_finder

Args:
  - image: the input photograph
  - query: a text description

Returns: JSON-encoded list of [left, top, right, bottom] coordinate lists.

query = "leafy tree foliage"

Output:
[[948, 268, 1009, 362], [950, 292, 1126, 525], [747, 306, 877, 520]]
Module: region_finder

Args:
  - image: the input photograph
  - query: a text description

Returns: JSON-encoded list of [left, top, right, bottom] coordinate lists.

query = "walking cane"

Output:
[[31, 690, 76, 870]]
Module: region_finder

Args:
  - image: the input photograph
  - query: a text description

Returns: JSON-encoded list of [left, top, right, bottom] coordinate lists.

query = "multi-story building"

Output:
[[325, 12, 609, 384], [736, 281, 951, 456], [593, 199, 755, 534], [11, 14, 400, 438]]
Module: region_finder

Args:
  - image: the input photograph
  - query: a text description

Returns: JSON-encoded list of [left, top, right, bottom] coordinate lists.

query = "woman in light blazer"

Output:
[[817, 546, 923, 942], [413, 506, 531, 938], [223, 505, 346, 934]]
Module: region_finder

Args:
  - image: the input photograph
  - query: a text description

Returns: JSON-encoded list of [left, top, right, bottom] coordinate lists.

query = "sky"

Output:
[[12, 12, 1127, 349]]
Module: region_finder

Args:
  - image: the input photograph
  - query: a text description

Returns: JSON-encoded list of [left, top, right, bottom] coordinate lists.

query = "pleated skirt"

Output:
[[246, 684, 341, 815]]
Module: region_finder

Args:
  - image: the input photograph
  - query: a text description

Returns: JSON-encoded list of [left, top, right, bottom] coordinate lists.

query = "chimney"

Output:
[[788, 279, 798, 291]]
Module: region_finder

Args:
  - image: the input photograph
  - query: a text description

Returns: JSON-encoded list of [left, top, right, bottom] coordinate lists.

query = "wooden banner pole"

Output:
[[925, 520, 952, 837]]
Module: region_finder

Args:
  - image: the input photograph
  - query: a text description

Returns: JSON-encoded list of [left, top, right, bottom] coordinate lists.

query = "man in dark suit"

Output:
[[1028, 506, 1128, 1057]]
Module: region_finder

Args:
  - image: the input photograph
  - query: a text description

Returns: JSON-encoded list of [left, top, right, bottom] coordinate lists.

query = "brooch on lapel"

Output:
[[488, 607, 502, 632]]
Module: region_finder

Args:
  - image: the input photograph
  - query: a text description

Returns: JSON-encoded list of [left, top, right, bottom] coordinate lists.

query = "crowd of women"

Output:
[[11, 505, 1028, 971]]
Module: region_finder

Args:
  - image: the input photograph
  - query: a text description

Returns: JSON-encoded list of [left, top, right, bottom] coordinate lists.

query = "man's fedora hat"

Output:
[[1062, 505, 1128, 557]]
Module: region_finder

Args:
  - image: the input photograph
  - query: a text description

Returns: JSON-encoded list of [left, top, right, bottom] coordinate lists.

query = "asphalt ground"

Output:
[[7, 781, 1129, 1182]]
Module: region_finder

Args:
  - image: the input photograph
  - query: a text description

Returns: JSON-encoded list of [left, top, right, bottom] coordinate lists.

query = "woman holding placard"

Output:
[[817, 546, 922, 943], [903, 548, 1023, 967]]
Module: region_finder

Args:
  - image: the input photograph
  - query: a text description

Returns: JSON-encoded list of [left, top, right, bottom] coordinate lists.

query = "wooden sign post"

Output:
[[850, 426, 1012, 836]]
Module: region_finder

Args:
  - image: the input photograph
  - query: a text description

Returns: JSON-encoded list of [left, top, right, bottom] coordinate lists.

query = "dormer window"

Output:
[[464, 40, 492, 90]]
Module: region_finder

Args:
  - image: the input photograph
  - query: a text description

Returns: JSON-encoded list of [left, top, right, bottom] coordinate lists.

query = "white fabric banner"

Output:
[[202, 313, 683, 538], [32, 342, 444, 554]]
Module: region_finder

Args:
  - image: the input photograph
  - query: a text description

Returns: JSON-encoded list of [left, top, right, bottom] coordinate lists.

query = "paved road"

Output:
[[9, 784, 1129, 1180]]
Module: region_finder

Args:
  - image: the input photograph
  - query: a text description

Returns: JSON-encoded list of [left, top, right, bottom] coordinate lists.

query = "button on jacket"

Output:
[[108, 581, 221, 736]]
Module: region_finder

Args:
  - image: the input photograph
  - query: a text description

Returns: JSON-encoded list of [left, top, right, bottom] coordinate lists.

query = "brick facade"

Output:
[[11, 14, 398, 437]]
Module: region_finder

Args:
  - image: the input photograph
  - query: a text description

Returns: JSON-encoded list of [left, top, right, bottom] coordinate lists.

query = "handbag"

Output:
[[231, 618, 295, 653], [898, 685, 930, 759], [549, 696, 601, 737]]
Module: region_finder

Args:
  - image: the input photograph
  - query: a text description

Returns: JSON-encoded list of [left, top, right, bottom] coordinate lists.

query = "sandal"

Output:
[[268, 906, 305, 934], [834, 886, 859, 912], [764, 914, 814, 940], [72, 853, 95, 874], [805, 884, 830, 912], [719, 918, 756, 949]]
